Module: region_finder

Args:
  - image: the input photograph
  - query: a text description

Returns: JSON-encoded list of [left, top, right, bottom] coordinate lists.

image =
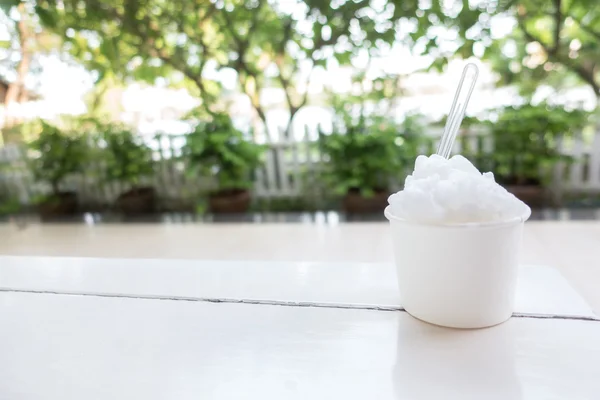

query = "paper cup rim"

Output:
[[384, 206, 531, 229]]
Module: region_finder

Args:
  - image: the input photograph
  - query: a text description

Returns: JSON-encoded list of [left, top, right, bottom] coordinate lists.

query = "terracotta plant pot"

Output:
[[38, 191, 78, 217], [504, 185, 546, 208], [343, 189, 390, 214], [209, 189, 251, 213], [116, 187, 156, 215]]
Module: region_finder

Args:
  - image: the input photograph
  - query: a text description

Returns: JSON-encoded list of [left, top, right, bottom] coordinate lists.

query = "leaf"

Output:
[[34, 5, 57, 29], [334, 51, 352, 65], [99, 36, 121, 70], [0, 0, 19, 15]]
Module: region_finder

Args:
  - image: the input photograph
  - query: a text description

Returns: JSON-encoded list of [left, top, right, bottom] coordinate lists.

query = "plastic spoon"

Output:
[[437, 63, 479, 159]]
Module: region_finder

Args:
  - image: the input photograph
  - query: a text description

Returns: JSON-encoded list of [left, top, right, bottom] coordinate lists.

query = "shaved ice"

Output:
[[388, 154, 531, 224]]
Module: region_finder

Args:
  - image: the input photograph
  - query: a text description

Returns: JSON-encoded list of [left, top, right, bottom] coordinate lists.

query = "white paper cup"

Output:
[[385, 206, 531, 329]]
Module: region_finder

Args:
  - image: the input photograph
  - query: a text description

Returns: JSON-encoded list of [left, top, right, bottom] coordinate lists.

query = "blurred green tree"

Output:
[[414, 0, 600, 98], [0, 0, 59, 143], [1, 1, 34, 135], [20, 0, 600, 126], [28, 121, 88, 195], [34, 0, 438, 139], [508, 0, 600, 97]]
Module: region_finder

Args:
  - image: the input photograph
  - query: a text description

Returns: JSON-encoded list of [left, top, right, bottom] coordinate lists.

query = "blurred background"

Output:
[[0, 0, 599, 222]]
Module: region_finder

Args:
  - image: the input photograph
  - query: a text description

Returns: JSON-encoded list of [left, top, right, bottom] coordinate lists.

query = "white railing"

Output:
[[1, 127, 600, 209], [253, 128, 600, 198], [561, 132, 600, 192]]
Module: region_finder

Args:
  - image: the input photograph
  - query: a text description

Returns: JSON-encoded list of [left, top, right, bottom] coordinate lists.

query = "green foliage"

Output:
[[100, 125, 154, 186], [29, 0, 600, 104], [0, 120, 44, 144], [318, 128, 395, 197], [434, 115, 485, 129], [183, 113, 265, 192], [0, 161, 21, 215], [195, 198, 208, 215], [28, 122, 88, 194], [0, 194, 20, 215], [33, 0, 444, 133], [487, 103, 590, 185], [318, 109, 421, 197], [416, 0, 600, 96]]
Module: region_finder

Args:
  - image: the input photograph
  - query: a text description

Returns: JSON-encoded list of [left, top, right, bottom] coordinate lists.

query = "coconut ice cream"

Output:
[[388, 154, 531, 224]]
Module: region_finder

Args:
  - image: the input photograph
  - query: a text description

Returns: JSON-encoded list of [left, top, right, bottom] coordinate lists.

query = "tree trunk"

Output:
[[2, 3, 33, 143], [284, 107, 299, 139]]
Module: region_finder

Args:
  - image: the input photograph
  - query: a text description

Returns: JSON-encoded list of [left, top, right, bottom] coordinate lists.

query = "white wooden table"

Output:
[[0, 256, 599, 400]]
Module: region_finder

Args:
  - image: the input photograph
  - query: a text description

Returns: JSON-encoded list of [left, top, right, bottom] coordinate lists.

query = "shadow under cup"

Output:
[[385, 206, 531, 329], [393, 317, 522, 399]]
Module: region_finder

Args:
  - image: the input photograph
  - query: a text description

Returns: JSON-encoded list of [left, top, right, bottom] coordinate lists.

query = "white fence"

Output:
[[560, 132, 600, 192], [1, 128, 600, 210], [253, 129, 600, 198]]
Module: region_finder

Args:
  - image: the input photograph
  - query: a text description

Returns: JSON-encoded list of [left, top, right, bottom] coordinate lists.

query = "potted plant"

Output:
[[318, 114, 416, 213], [0, 160, 20, 217], [28, 122, 87, 217], [487, 103, 588, 206], [0, 188, 20, 217], [101, 126, 156, 214], [183, 113, 265, 213]]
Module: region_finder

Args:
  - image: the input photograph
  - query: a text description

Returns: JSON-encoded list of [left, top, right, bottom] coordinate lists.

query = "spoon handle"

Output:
[[437, 63, 479, 159]]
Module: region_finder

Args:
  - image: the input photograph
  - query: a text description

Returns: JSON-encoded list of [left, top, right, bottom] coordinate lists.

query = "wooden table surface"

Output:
[[1, 221, 599, 310], [0, 256, 598, 399]]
